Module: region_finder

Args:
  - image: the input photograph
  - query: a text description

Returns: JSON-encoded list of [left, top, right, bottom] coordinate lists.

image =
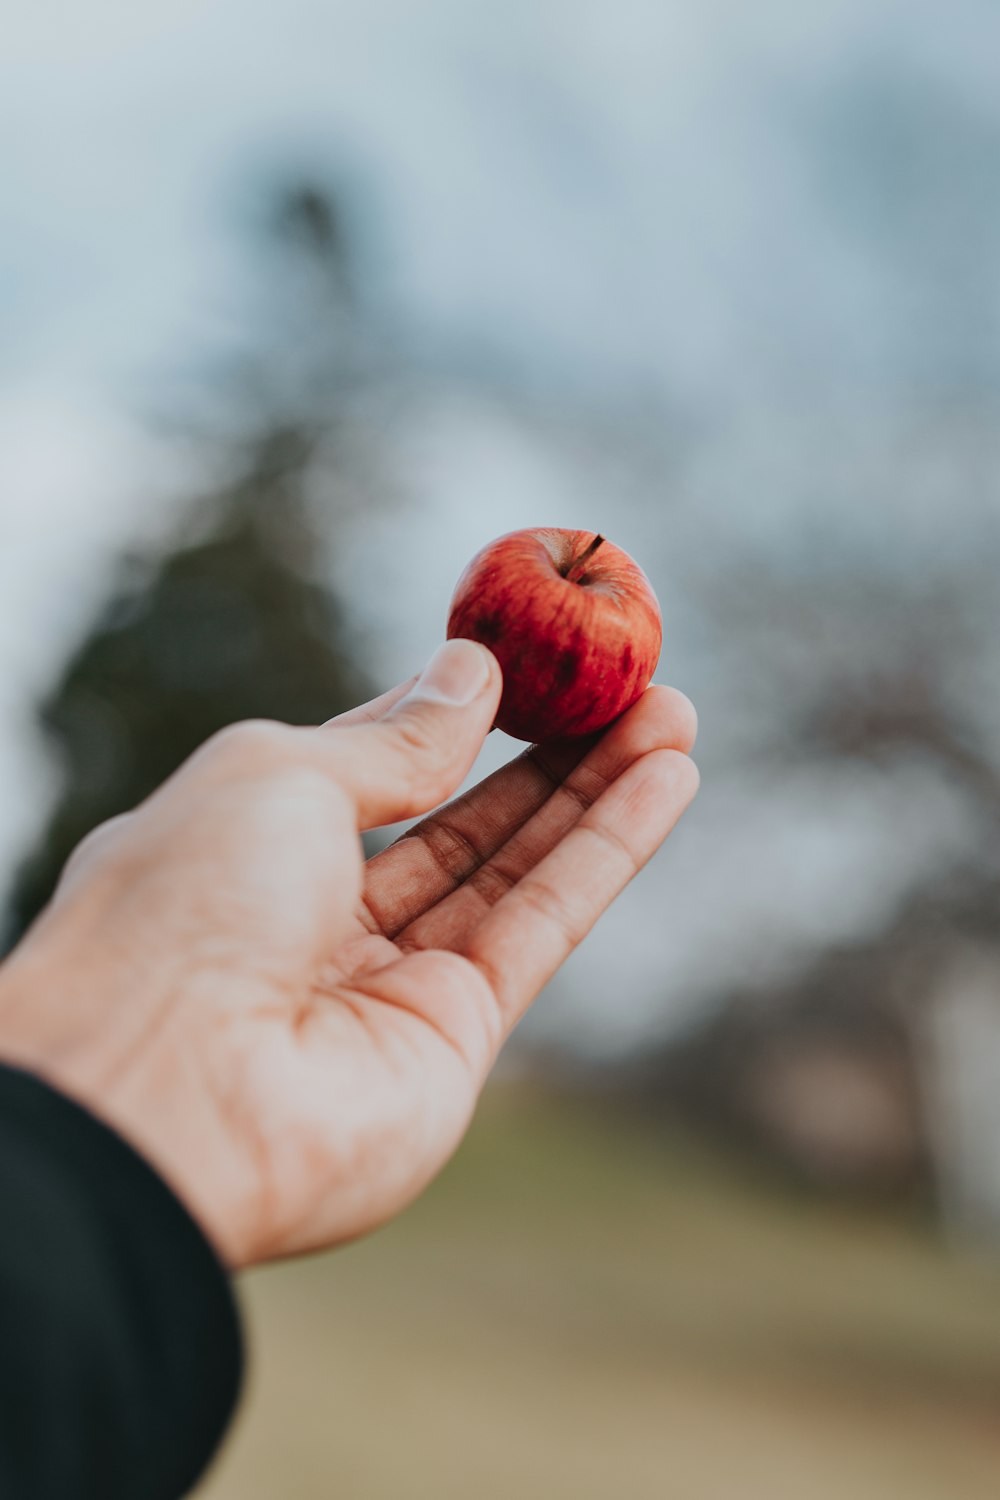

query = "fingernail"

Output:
[[409, 640, 493, 706]]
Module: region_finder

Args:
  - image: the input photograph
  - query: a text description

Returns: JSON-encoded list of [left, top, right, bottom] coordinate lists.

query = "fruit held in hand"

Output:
[[447, 528, 662, 742]]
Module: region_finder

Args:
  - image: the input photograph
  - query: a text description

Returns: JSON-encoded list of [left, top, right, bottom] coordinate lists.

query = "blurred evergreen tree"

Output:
[[4, 179, 378, 945]]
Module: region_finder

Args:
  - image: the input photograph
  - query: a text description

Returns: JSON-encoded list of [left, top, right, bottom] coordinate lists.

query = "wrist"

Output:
[[0, 936, 252, 1268], [0, 932, 114, 1098]]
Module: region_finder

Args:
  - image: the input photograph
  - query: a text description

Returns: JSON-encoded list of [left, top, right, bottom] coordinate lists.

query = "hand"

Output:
[[0, 641, 698, 1267]]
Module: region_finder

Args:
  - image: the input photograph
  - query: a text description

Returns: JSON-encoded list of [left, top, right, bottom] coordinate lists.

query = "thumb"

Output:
[[324, 639, 502, 829]]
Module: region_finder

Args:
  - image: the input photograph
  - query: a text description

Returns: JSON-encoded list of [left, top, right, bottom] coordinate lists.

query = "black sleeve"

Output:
[[0, 1064, 243, 1499]]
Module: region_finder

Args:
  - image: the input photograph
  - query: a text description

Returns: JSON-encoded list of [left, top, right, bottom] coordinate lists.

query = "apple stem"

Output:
[[566, 533, 605, 581]]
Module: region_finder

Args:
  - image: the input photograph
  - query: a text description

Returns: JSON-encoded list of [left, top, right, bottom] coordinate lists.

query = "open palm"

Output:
[[0, 644, 698, 1268]]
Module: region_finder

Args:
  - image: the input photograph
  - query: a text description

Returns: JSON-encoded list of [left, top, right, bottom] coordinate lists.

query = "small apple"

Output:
[[446, 528, 662, 742]]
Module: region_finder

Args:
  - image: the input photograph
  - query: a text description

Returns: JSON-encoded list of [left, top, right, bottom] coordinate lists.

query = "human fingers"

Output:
[[322, 676, 418, 728], [318, 640, 502, 830], [456, 747, 699, 1029], [365, 685, 697, 939]]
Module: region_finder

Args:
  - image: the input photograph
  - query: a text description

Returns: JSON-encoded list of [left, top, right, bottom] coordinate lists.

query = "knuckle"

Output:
[[391, 710, 441, 760], [206, 718, 294, 771], [520, 874, 582, 945], [389, 711, 456, 800], [59, 813, 134, 886]]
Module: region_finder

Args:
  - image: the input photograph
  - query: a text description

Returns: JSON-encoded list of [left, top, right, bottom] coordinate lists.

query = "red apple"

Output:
[[446, 528, 662, 742]]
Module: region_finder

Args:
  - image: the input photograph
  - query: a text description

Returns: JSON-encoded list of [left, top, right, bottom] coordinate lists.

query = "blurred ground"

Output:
[[198, 1084, 1000, 1500]]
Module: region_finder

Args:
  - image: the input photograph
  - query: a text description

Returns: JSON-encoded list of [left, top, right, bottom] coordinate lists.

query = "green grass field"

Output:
[[197, 1084, 1000, 1499]]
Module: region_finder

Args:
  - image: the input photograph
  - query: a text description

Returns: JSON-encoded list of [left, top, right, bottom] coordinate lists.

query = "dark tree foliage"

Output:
[[5, 178, 378, 946], [5, 425, 371, 945]]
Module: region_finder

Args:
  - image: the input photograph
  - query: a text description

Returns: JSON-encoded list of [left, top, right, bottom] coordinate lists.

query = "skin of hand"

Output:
[[0, 640, 698, 1269]]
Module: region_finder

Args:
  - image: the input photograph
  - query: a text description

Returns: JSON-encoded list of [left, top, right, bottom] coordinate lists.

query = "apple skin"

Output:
[[446, 528, 662, 742]]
